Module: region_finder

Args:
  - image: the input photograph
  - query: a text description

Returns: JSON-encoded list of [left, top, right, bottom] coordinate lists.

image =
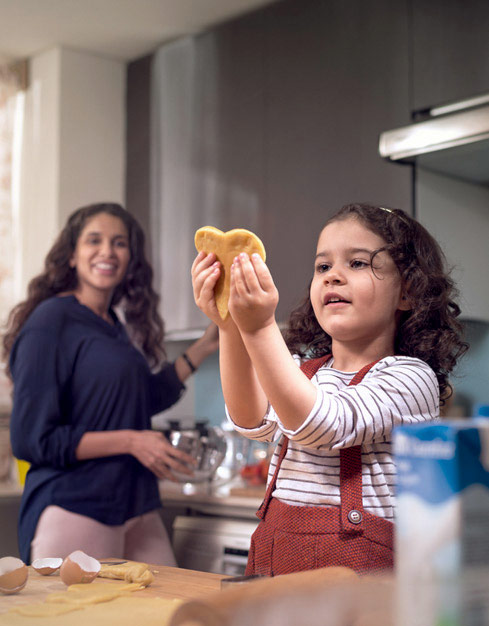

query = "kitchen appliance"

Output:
[[172, 515, 259, 576], [378, 93, 489, 185]]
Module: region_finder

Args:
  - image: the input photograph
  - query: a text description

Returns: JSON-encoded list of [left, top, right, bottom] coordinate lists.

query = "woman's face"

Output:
[[70, 212, 131, 298]]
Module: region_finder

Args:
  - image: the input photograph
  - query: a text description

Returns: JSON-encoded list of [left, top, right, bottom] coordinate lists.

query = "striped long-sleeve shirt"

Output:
[[228, 355, 439, 521]]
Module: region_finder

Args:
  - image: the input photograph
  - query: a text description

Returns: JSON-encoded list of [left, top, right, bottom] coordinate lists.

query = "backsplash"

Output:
[[154, 339, 224, 429], [158, 319, 489, 428], [450, 320, 489, 416]]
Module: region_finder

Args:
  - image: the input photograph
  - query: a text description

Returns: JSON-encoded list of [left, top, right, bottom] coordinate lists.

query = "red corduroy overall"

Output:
[[245, 355, 394, 576]]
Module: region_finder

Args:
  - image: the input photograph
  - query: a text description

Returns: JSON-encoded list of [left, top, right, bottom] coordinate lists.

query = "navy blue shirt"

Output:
[[9, 295, 185, 563]]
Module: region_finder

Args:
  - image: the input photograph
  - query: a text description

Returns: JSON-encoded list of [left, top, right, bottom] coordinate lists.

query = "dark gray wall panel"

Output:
[[262, 0, 411, 317], [412, 0, 489, 111]]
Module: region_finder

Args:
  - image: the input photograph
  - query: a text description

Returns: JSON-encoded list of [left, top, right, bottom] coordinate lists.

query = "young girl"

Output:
[[191, 203, 467, 575]]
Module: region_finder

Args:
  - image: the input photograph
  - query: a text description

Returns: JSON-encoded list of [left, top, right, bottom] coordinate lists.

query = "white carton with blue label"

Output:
[[394, 420, 489, 626]]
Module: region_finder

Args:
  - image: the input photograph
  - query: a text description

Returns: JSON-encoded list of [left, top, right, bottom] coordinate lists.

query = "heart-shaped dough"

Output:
[[195, 226, 266, 319]]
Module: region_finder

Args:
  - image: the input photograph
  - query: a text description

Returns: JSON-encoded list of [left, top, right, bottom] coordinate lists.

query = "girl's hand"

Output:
[[129, 430, 196, 481], [191, 251, 228, 328], [229, 253, 279, 334]]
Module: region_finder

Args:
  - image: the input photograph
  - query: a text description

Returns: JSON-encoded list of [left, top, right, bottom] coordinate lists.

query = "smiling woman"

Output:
[[1, 202, 219, 565], [68, 213, 132, 324]]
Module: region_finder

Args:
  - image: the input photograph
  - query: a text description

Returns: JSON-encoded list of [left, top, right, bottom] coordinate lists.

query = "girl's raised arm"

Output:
[[191, 252, 268, 428], [229, 253, 318, 431]]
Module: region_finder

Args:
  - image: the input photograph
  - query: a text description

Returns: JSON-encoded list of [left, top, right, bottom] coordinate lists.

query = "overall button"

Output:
[[347, 510, 362, 524]]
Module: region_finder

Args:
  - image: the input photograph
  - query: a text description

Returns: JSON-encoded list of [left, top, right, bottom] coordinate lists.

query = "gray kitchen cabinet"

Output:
[[149, 11, 267, 336], [134, 0, 413, 332], [416, 169, 489, 322], [412, 0, 489, 112], [262, 0, 412, 319]]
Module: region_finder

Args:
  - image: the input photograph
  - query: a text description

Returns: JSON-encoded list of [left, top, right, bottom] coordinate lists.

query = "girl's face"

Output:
[[70, 212, 131, 299], [310, 217, 410, 354]]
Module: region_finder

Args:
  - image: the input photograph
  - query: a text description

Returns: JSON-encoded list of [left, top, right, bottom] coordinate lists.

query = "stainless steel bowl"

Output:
[[168, 422, 228, 483]]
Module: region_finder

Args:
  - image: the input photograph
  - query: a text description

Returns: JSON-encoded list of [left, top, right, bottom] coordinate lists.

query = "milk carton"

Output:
[[394, 420, 489, 626]]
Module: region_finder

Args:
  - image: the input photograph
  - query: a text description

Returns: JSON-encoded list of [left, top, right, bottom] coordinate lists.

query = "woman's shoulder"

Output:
[[23, 295, 74, 331]]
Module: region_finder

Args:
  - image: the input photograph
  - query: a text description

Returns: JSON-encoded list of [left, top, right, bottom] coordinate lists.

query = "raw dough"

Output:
[[98, 561, 154, 586], [194, 226, 266, 319], [10, 604, 81, 617], [45, 581, 143, 605], [1, 596, 183, 626]]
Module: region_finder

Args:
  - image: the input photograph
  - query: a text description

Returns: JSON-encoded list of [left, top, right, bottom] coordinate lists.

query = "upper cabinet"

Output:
[[134, 0, 412, 336], [262, 0, 411, 319], [416, 170, 489, 322], [149, 12, 267, 337], [412, 0, 489, 111]]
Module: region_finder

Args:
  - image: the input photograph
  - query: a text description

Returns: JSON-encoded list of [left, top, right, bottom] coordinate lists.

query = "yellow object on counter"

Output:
[[98, 561, 155, 586], [16, 459, 30, 486]]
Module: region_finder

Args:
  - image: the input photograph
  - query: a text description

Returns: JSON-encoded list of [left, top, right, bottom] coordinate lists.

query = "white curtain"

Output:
[[0, 63, 24, 405]]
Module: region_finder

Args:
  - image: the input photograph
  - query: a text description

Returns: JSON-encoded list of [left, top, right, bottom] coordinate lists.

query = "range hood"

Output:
[[379, 94, 489, 185]]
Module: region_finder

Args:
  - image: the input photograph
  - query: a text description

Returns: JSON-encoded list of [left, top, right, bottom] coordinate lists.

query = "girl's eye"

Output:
[[114, 239, 128, 248], [350, 259, 369, 269], [315, 263, 331, 273], [86, 236, 100, 245]]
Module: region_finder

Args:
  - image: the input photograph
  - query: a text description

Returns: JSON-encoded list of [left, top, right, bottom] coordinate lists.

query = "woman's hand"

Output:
[[199, 321, 219, 355], [129, 430, 196, 481], [175, 321, 220, 382], [229, 253, 279, 334]]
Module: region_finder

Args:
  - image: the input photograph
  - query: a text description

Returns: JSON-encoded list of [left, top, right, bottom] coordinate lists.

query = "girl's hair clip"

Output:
[[378, 206, 410, 225]]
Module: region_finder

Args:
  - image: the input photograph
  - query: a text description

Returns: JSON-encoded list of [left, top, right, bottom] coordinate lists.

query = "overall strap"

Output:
[[340, 359, 380, 534], [257, 355, 379, 526]]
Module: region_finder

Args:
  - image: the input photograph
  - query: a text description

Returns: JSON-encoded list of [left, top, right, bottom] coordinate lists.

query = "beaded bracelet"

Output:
[[182, 352, 197, 373]]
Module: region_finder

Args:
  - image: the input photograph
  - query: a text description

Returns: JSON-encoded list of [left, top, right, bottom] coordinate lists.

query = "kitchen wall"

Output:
[[417, 169, 489, 415], [454, 321, 489, 415], [152, 340, 224, 429], [16, 46, 125, 298], [0, 46, 125, 410]]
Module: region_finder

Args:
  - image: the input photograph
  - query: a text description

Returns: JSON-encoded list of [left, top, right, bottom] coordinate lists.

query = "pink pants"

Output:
[[31, 506, 177, 566]]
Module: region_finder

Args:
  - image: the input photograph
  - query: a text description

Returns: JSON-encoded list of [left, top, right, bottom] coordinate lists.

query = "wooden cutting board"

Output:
[[0, 565, 224, 614]]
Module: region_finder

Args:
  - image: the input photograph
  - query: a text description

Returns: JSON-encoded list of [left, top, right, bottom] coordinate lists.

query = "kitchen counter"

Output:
[[0, 481, 22, 498], [0, 477, 265, 518], [159, 477, 265, 520]]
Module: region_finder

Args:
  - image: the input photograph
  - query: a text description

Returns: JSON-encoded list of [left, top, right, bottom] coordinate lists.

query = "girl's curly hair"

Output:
[[2, 202, 165, 373], [284, 202, 468, 401]]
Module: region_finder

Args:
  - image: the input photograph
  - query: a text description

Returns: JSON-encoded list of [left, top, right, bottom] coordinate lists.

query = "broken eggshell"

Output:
[[32, 557, 63, 576], [0, 556, 28, 594], [59, 551, 101, 586]]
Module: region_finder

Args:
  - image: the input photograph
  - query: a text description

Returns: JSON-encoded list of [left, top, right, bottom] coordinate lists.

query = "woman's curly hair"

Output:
[[284, 202, 468, 402], [2, 202, 165, 373]]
